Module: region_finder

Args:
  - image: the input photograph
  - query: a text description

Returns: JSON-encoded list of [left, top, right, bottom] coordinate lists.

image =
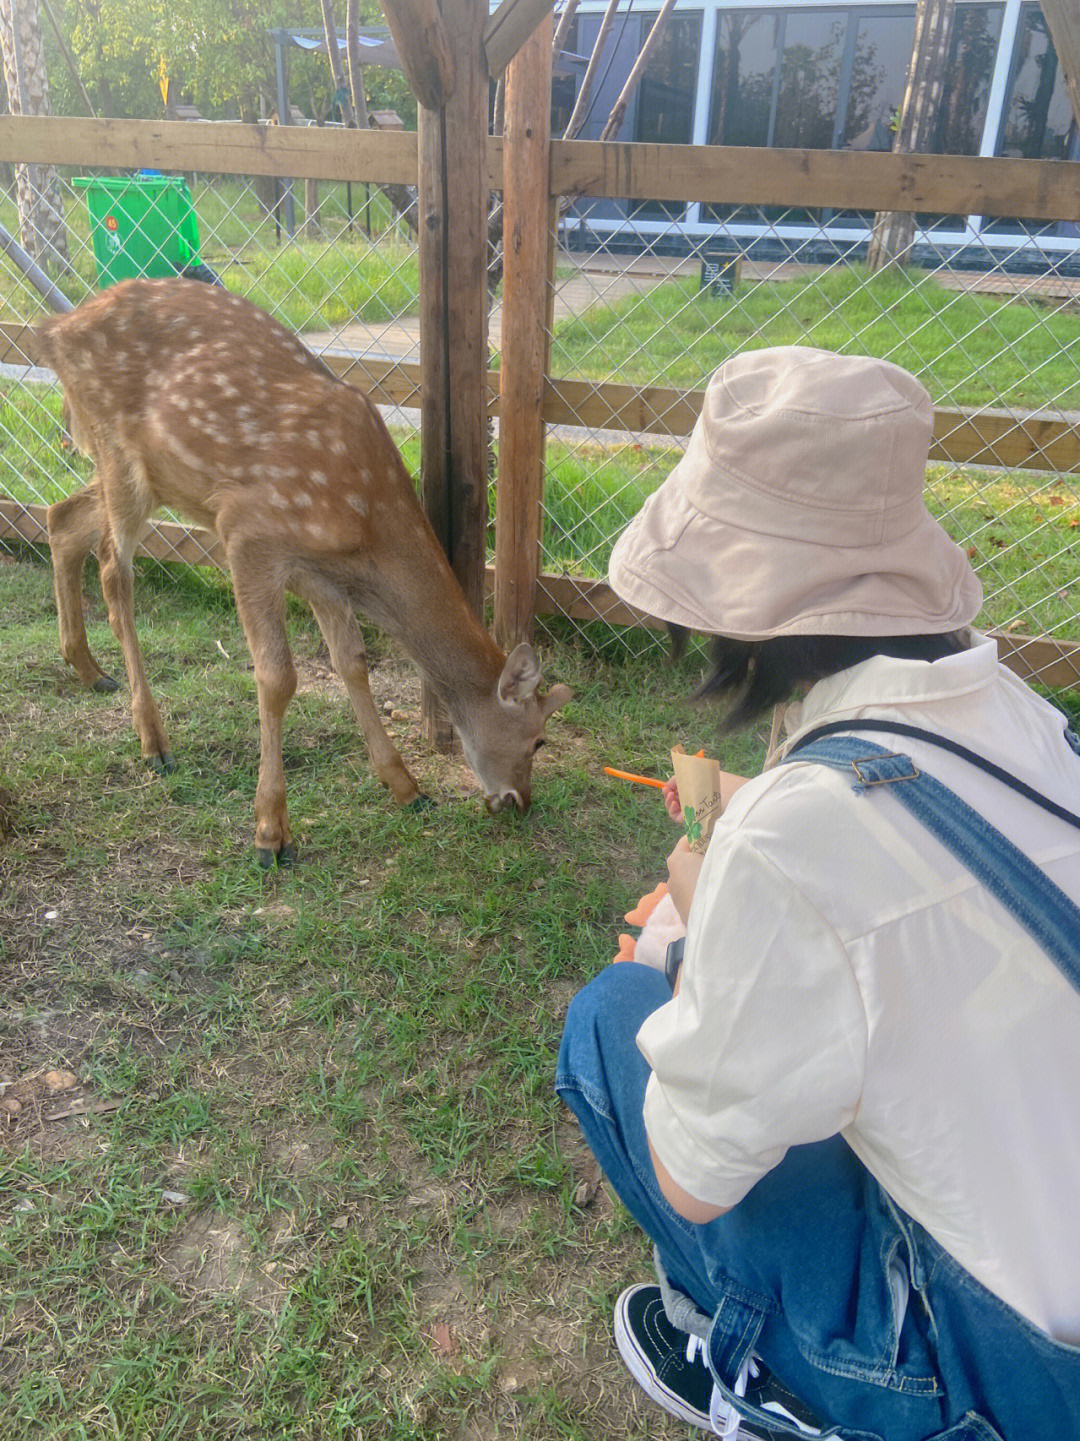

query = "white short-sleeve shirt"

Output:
[[637, 638, 1080, 1343]]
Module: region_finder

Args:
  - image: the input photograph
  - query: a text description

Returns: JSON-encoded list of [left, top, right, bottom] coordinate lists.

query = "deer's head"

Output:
[[455, 644, 572, 814]]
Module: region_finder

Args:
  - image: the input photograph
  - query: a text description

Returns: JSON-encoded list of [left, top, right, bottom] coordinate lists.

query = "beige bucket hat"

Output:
[[608, 346, 982, 640]]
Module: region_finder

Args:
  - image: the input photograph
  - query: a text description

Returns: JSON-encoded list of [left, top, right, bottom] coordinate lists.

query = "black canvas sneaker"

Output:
[[614, 1284, 826, 1438]]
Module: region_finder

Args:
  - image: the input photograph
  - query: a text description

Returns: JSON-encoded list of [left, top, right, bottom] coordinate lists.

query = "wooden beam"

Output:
[[0, 323, 42, 367], [8, 323, 1076, 475], [6, 500, 1076, 690], [538, 373, 1080, 474], [0, 501, 226, 567], [1041, 0, 1080, 136], [484, 0, 554, 77], [0, 116, 419, 184], [494, 8, 553, 648], [379, 0, 456, 111], [549, 141, 1080, 222]]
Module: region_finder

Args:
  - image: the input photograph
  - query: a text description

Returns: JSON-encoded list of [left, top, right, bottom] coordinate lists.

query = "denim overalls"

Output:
[[556, 733, 1080, 1440]]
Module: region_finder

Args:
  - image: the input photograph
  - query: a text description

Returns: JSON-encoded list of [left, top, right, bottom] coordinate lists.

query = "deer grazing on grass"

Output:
[[39, 279, 571, 865]]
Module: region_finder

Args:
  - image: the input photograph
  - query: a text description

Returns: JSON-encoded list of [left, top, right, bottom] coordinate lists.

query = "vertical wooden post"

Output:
[[415, 0, 490, 747], [494, 10, 554, 649]]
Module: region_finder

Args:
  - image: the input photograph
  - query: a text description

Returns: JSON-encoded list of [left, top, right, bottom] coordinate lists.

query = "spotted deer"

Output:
[[39, 279, 571, 865]]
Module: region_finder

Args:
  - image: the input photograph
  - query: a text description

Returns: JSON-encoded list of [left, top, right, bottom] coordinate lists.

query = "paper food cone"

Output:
[[671, 745, 725, 855]]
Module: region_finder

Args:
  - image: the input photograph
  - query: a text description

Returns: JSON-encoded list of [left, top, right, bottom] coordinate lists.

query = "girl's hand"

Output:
[[666, 835, 705, 926], [662, 777, 682, 823]]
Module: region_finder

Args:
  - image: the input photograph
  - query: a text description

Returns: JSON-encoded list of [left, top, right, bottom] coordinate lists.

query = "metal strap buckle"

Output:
[[850, 756, 920, 786]]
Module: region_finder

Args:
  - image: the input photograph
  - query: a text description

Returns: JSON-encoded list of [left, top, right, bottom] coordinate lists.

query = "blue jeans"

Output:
[[555, 962, 1080, 1441]]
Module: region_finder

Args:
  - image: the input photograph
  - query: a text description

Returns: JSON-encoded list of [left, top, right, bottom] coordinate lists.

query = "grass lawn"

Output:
[[3, 545, 1078, 1440], [550, 264, 1080, 406], [0, 552, 764, 1440]]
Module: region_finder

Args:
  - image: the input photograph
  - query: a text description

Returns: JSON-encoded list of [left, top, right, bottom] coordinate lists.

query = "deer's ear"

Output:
[[498, 643, 542, 706], [542, 683, 573, 719]]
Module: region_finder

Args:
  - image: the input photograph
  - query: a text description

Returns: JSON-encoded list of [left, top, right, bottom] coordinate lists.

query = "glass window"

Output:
[[841, 11, 915, 150], [632, 13, 703, 218], [708, 10, 783, 147], [572, 12, 647, 143], [773, 11, 848, 150], [936, 3, 1004, 154], [634, 14, 703, 145], [997, 2, 1078, 160]]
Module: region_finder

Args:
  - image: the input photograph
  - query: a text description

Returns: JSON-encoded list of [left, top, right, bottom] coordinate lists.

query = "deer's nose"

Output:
[[485, 789, 526, 815]]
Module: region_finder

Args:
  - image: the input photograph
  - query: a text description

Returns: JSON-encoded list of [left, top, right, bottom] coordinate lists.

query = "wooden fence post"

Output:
[[494, 9, 554, 649], [412, 0, 490, 747]]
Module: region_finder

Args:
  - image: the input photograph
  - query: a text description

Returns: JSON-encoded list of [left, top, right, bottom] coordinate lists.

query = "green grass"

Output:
[[550, 263, 1080, 405], [2, 549, 1078, 1437], [1, 553, 756, 1441]]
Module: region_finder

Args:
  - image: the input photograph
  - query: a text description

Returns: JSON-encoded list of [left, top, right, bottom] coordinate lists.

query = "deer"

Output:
[[37, 279, 571, 866]]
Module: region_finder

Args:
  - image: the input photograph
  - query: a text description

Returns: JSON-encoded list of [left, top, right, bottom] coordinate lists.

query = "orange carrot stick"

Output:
[[603, 767, 667, 790]]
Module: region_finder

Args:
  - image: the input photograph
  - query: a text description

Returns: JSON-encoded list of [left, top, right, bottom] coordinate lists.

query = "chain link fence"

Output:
[[535, 198, 1080, 681], [0, 159, 425, 574], [2, 149, 1079, 686]]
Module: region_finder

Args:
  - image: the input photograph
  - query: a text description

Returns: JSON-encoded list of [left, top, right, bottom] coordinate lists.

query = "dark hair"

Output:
[[668, 624, 971, 733]]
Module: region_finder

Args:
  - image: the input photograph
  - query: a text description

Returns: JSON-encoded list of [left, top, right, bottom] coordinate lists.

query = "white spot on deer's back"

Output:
[[311, 470, 328, 486], [345, 494, 367, 515], [166, 434, 205, 470], [269, 489, 288, 509], [330, 438, 347, 457], [306, 521, 327, 541], [294, 491, 313, 509]]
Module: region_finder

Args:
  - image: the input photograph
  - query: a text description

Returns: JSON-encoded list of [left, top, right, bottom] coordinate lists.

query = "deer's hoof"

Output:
[[146, 751, 177, 775], [92, 674, 119, 694], [256, 842, 297, 869], [408, 794, 435, 812]]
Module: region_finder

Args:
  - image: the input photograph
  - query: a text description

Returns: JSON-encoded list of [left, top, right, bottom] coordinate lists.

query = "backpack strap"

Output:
[[789, 718, 1080, 832], [783, 735, 1080, 994]]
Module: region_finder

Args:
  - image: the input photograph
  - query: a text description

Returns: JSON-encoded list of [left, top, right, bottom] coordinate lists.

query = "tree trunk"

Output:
[[867, 0, 955, 272], [0, 0, 70, 271], [598, 0, 677, 142], [563, 0, 619, 140], [318, 0, 355, 126], [344, 0, 370, 128]]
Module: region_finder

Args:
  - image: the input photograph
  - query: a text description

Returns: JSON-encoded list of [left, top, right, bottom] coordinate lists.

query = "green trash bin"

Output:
[[74, 173, 204, 288]]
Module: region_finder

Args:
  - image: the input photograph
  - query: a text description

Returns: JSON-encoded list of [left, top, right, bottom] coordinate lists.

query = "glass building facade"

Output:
[[557, 0, 1079, 258]]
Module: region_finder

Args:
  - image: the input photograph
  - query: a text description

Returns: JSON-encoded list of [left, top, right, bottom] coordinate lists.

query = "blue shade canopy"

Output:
[[278, 28, 401, 69]]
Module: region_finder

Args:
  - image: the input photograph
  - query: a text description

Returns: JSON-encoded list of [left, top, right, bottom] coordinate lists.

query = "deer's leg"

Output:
[[228, 551, 298, 866], [294, 578, 423, 806], [46, 481, 118, 693], [96, 517, 174, 773]]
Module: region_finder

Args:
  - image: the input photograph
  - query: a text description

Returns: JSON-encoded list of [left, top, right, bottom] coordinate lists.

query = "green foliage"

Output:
[[43, 0, 417, 127]]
